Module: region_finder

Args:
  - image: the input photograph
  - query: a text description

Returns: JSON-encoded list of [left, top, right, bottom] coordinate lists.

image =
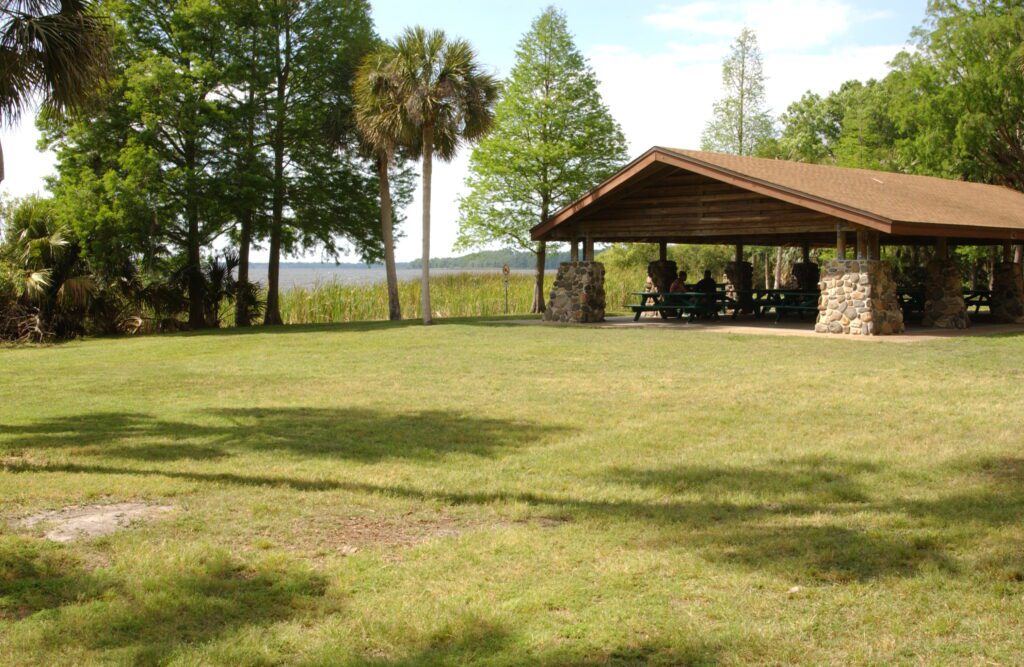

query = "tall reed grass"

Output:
[[275, 268, 644, 324]]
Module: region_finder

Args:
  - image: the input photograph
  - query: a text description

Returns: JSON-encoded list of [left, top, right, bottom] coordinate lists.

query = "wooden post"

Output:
[[659, 242, 667, 262], [1003, 241, 1012, 263], [1015, 244, 1023, 264], [936, 236, 949, 260], [855, 230, 867, 260], [584, 236, 594, 262], [570, 239, 579, 262], [836, 228, 847, 259], [868, 232, 880, 260], [801, 241, 810, 263], [735, 243, 744, 264]]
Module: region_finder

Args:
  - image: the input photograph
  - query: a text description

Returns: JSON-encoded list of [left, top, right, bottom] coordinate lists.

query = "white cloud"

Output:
[[589, 41, 901, 159], [0, 117, 56, 201], [644, 0, 889, 52]]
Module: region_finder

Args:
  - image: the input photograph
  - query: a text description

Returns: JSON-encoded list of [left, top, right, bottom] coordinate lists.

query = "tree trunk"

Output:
[[1015, 245, 1023, 264], [185, 134, 205, 329], [531, 241, 547, 313], [263, 146, 284, 325], [235, 209, 252, 326], [0, 139, 5, 185], [379, 153, 401, 320], [420, 125, 434, 325], [763, 250, 770, 288], [263, 21, 289, 326], [772, 246, 784, 289]]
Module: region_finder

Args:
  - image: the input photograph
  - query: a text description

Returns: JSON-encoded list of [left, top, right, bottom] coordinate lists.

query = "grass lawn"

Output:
[[2, 319, 1023, 665]]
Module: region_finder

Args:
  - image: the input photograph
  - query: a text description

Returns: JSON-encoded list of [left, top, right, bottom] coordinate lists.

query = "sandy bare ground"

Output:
[[16, 502, 175, 542]]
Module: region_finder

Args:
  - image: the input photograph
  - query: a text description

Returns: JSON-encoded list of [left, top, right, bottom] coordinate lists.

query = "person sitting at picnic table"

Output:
[[694, 270, 718, 318], [695, 269, 716, 293], [669, 270, 688, 293]]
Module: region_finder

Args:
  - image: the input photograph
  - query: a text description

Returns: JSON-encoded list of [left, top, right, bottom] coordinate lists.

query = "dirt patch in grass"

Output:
[[283, 512, 571, 560], [16, 502, 176, 542]]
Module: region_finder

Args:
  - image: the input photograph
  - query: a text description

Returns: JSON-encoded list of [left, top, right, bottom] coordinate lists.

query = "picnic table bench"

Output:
[[963, 289, 991, 314], [630, 291, 733, 321]]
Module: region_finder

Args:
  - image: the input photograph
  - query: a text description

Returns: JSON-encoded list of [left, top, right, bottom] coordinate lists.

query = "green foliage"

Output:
[[456, 7, 628, 254], [701, 28, 775, 156], [408, 249, 570, 270]]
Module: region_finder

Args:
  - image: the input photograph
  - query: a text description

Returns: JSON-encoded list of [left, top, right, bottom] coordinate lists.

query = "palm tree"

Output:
[[389, 26, 497, 324], [0, 1, 111, 184], [354, 47, 414, 321]]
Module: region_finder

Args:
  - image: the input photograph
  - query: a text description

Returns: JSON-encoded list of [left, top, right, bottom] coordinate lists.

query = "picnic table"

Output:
[[629, 290, 734, 321], [743, 289, 819, 321], [963, 289, 991, 314]]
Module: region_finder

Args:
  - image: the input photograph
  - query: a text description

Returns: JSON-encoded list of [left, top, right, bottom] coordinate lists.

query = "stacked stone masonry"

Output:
[[990, 261, 1024, 324], [647, 260, 677, 294], [922, 258, 969, 328], [815, 259, 905, 335], [544, 261, 606, 323]]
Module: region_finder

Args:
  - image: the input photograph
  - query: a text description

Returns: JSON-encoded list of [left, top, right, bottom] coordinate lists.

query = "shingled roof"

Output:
[[532, 147, 1024, 242]]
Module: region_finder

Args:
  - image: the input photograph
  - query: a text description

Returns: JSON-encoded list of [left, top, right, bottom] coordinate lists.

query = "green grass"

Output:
[[274, 270, 639, 324], [2, 320, 1023, 665]]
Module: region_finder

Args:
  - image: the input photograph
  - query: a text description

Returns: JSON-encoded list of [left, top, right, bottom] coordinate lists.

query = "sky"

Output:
[[0, 0, 926, 263]]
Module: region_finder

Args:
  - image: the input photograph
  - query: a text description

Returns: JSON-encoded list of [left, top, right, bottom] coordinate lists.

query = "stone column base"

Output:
[[544, 262, 606, 323], [991, 262, 1024, 323], [815, 259, 904, 335], [923, 258, 969, 328], [647, 260, 678, 294]]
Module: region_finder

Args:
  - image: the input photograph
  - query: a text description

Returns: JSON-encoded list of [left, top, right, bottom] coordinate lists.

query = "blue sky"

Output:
[[0, 1, 928, 262]]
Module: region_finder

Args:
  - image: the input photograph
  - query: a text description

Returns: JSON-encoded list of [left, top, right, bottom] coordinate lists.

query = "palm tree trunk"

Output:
[[379, 153, 401, 320], [0, 139, 5, 185], [420, 125, 434, 325]]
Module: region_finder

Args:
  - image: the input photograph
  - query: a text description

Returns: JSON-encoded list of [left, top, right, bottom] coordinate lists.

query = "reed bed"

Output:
[[275, 269, 643, 324]]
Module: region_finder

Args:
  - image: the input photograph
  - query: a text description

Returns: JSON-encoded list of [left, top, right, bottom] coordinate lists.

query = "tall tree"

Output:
[[354, 45, 416, 321], [388, 26, 497, 325], [0, 0, 111, 184], [701, 27, 774, 156], [456, 7, 628, 313], [259, 0, 385, 326], [885, 0, 1024, 190], [220, 0, 274, 327], [118, 0, 232, 329]]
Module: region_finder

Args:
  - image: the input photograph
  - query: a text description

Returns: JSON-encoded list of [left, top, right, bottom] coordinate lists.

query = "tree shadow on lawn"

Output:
[[313, 613, 730, 666], [0, 407, 566, 463], [4, 543, 328, 664]]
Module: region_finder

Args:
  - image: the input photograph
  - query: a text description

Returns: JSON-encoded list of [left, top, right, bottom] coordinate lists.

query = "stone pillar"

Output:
[[922, 258, 969, 328], [647, 260, 678, 294], [791, 263, 820, 292], [815, 259, 904, 335], [725, 261, 753, 313], [990, 262, 1024, 323], [543, 261, 605, 323]]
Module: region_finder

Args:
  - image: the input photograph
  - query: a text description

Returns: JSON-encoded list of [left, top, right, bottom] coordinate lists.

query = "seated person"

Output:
[[694, 270, 718, 318], [669, 270, 688, 293], [695, 269, 717, 293]]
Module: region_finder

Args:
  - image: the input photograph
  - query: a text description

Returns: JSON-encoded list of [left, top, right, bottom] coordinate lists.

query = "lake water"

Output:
[[247, 263, 542, 291]]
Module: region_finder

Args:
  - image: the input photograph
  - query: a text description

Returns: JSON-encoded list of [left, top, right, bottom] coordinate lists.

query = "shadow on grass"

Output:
[[0, 407, 566, 462], [0, 535, 109, 619], [6, 455, 994, 582], [5, 544, 327, 664], [325, 615, 728, 666]]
